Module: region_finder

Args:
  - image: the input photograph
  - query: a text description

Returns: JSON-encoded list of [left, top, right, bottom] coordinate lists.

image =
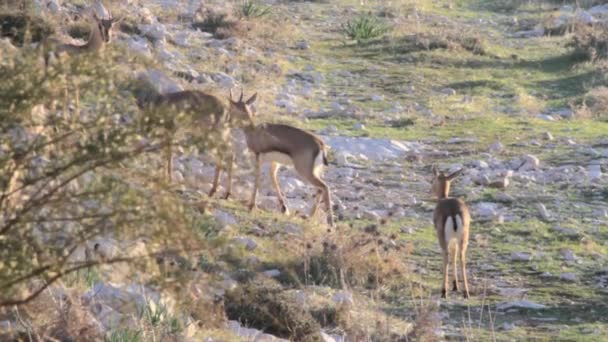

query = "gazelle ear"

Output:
[[246, 92, 257, 105], [447, 169, 463, 181]]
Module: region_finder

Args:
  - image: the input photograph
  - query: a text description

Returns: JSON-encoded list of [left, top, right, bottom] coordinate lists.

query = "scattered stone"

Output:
[[262, 269, 281, 278], [499, 322, 516, 331], [497, 300, 546, 311], [294, 40, 310, 50], [232, 237, 257, 251], [536, 203, 551, 221], [511, 252, 533, 262], [489, 141, 504, 154], [332, 291, 354, 307], [561, 248, 576, 262], [542, 132, 554, 141], [353, 122, 366, 130], [520, 155, 540, 171], [440, 88, 456, 96], [560, 272, 577, 282]]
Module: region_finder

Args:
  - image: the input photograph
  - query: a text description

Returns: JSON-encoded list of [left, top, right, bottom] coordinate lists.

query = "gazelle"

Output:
[[135, 87, 240, 199], [228, 90, 335, 227], [44, 11, 119, 66], [432, 166, 471, 299]]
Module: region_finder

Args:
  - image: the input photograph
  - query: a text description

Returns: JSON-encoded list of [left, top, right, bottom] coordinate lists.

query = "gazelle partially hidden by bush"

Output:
[[44, 11, 119, 66], [228, 90, 335, 227], [432, 166, 470, 299], [134, 86, 239, 199]]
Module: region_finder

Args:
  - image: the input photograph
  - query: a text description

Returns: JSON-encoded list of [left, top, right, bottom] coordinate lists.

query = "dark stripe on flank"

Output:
[[452, 215, 458, 232]]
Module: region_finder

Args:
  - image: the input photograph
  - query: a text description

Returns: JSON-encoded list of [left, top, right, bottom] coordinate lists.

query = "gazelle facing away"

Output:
[[135, 87, 244, 199], [44, 12, 119, 66], [228, 90, 335, 227], [432, 166, 471, 299]]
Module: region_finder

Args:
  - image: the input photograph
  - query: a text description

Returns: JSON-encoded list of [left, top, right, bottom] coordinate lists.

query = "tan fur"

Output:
[[432, 167, 471, 299], [137, 90, 245, 199], [44, 13, 118, 66], [229, 90, 334, 227]]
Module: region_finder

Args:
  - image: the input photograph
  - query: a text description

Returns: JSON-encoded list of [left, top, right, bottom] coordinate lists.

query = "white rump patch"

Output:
[[261, 151, 293, 166], [444, 214, 463, 247], [313, 151, 325, 177]]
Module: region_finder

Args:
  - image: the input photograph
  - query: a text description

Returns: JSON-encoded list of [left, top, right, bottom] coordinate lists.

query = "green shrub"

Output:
[[105, 329, 142, 342], [237, 1, 272, 19], [192, 10, 234, 34], [342, 14, 390, 44], [568, 24, 608, 61], [0, 11, 54, 45]]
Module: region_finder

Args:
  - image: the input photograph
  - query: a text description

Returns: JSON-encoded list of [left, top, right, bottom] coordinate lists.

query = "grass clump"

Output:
[[224, 278, 322, 341], [568, 24, 608, 61], [577, 86, 608, 120], [342, 14, 390, 44], [237, 0, 272, 19], [192, 9, 235, 35]]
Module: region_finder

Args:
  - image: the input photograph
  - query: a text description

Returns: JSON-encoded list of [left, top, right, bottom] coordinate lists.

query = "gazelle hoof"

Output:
[[463, 292, 470, 299], [208, 188, 217, 197], [222, 192, 231, 200], [441, 289, 447, 299]]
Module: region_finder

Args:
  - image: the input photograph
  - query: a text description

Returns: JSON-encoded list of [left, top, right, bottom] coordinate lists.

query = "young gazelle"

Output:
[[432, 166, 471, 299], [44, 12, 119, 66], [135, 88, 238, 199], [228, 90, 335, 227]]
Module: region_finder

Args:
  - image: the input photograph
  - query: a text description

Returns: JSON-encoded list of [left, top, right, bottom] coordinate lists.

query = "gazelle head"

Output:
[[228, 88, 257, 127], [92, 11, 120, 43], [432, 166, 462, 200]]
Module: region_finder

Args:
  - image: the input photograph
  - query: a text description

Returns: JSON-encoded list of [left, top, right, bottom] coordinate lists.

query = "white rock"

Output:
[[353, 122, 366, 130], [332, 291, 354, 306], [211, 72, 236, 89], [520, 155, 540, 171], [262, 269, 281, 278], [371, 94, 384, 101], [497, 300, 546, 310], [511, 252, 533, 262], [294, 40, 310, 50], [489, 141, 504, 154], [588, 164, 602, 180], [214, 209, 237, 227], [137, 69, 183, 93], [560, 272, 577, 282], [537, 114, 555, 121], [561, 249, 576, 261], [475, 202, 498, 219], [542, 132, 554, 140], [440, 88, 456, 96], [536, 203, 551, 221], [140, 24, 167, 42], [233, 237, 257, 251]]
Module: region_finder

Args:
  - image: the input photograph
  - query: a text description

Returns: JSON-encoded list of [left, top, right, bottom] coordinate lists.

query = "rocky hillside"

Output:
[[1, 0, 608, 341]]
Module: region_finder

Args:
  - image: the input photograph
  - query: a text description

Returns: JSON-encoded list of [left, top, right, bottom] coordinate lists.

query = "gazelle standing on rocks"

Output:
[[135, 87, 244, 199], [432, 166, 471, 299], [228, 90, 335, 227], [44, 11, 119, 66]]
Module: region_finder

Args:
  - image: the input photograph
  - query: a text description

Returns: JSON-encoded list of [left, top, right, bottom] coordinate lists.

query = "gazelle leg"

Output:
[[208, 164, 222, 197], [309, 189, 323, 218], [222, 153, 234, 200], [248, 154, 260, 211], [460, 243, 470, 299], [452, 245, 460, 292], [270, 162, 289, 214], [442, 250, 449, 299], [165, 134, 173, 182]]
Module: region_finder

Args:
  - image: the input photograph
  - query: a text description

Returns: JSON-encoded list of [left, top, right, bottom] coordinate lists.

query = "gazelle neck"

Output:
[[85, 22, 105, 51]]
